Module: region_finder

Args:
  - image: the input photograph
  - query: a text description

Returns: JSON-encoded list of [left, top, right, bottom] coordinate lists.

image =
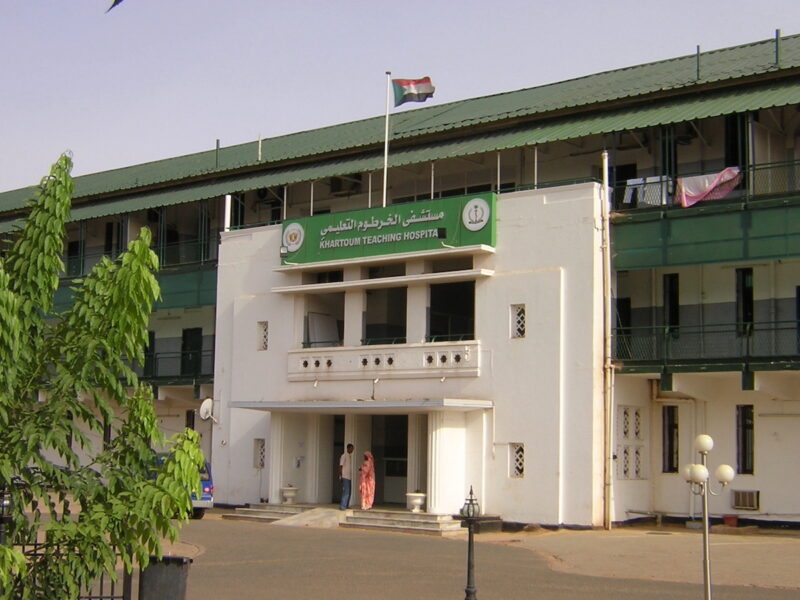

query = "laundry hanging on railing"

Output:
[[676, 166, 742, 208]]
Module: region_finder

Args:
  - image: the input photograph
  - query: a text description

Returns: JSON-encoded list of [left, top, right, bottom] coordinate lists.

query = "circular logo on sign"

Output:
[[282, 222, 305, 253], [462, 198, 490, 232]]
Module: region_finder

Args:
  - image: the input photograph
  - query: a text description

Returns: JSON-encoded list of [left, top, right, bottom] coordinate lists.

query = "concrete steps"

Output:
[[340, 509, 465, 536], [222, 503, 315, 523]]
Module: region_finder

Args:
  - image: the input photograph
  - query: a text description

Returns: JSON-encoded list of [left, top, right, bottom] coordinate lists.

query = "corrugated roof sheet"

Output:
[[5, 79, 791, 226], [1, 33, 799, 215]]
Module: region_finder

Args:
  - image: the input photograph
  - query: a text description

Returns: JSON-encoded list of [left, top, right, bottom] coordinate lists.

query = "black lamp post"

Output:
[[459, 486, 480, 600], [0, 486, 11, 595], [0, 486, 11, 548]]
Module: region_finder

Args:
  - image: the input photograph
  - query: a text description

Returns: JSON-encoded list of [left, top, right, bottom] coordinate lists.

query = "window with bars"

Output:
[[662, 405, 679, 473], [509, 443, 524, 478], [736, 404, 754, 475], [258, 321, 269, 351], [253, 438, 266, 469], [511, 304, 526, 338], [617, 406, 647, 480]]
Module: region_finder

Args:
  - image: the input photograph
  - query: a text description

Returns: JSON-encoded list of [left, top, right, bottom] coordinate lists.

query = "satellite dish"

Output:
[[199, 398, 218, 423]]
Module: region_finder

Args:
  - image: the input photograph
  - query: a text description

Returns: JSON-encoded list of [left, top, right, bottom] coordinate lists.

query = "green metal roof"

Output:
[[3, 79, 799, 227], [1, 33, 800, 218]]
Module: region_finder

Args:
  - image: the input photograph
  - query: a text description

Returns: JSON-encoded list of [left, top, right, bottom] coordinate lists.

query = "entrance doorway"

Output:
[[330, 415, 411, 506], [371, 415, 408, 505]]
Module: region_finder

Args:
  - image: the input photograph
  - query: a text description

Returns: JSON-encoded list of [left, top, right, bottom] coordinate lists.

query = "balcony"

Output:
[[613, 321, 800, 372], [612, 160, 800, 211], [288, 340, 481, 382], [63, 239, 218, 278], [136, 349, 215, 382]]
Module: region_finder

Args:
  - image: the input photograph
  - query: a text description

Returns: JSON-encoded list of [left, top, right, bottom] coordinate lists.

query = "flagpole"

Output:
[[383, 71, 392, 208]]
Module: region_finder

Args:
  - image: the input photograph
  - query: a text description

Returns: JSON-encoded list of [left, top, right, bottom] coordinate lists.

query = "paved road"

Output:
[[165, 512, 799, 600]]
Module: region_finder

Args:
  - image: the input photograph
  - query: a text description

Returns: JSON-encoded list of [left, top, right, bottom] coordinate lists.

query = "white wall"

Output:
[[214, 183, 606, 525], [614, 371, 800, 522]]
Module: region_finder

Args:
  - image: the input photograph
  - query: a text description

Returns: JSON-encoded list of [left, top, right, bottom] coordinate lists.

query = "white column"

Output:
[[268, 412, 285, 506], [407, 414, 428, 493], [305, 415, 321, 503], [343, 289, 365, 347], [427, 411, 466, 515], [405, 260, 428, 344]]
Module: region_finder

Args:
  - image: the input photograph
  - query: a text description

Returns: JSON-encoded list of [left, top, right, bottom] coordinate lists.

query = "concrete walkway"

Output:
[[479, 524, 800, 590], [164, 510, 800, 594]]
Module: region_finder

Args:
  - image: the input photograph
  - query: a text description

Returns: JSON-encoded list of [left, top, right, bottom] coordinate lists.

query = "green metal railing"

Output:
[[612, 160, 800, 211], [138, 349, 214, 379], [426, 333, 474, 342], [613, 321, 800, 364], [361, 336, 407, 345], [63, 239, 218, 277]]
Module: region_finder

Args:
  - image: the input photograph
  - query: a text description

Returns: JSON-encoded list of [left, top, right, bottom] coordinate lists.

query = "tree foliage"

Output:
[[0, 154, 203, 599]]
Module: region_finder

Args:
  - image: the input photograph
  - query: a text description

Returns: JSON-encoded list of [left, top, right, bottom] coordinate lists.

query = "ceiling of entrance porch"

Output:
[[230, 397, 492, 414]]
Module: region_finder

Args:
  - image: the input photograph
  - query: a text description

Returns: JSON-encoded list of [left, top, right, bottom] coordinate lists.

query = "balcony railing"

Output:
[[612, 160, 800, 211], [136, 349, 215, 379], [63, 239, 218, 278], [613, 321, 800, 365]]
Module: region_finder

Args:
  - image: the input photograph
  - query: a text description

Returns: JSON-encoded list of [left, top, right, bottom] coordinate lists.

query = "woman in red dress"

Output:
[[359, 451, 375, 510]]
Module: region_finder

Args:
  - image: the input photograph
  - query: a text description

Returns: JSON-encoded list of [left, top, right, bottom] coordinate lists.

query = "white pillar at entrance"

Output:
[[305, 415, 321, 503], [268, 412, 285, 505], [407, 414, 428, 493], [428, 411, 467, 515]]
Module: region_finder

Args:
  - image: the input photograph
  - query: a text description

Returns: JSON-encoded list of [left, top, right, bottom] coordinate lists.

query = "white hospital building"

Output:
[[2, 33, 800, 527]]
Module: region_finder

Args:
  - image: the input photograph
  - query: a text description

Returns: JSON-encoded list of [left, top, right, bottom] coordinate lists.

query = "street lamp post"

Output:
[[459, 486, 481, 600], [0, 486, 12, 548], [0, 486, 12, 595], [682, 434, 736, 600]]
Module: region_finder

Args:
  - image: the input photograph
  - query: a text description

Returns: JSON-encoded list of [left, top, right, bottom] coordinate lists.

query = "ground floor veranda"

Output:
[[229, 399, 493, 516]]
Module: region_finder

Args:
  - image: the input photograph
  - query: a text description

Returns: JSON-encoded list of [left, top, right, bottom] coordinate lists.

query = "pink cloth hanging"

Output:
[[676, 166, 741, 207], [359, 452, 375, 510]]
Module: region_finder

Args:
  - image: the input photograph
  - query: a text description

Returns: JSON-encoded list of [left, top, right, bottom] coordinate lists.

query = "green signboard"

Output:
[[281, 193, 496, 264]]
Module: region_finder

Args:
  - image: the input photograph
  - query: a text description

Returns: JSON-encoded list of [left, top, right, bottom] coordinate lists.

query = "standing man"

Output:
[[339, 443, 354, 510]]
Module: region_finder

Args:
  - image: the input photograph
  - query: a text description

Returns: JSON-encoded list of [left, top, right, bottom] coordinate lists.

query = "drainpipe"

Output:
[[601, 150, 614, 530]]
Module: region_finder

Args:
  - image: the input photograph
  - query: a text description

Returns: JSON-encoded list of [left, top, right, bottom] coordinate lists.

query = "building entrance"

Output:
[[330, 414, 413, 506]]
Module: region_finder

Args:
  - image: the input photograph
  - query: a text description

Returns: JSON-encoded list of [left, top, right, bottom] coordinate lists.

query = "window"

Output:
[[510, 304, 526, 339], [617, 406, 646, 480], [736, 404, 754, 474], [103, 421, 112, 450], [662, 405, 679, 473], [510, 443, 524, 478], [253, 438, 266, 469], [736, 268, 754, 336], [364, 288, 407, 345], [181, 328, 203, 376], [796, 286, 800, 353], [663, 273, 679, 336], [258, 321, 269, 351], [144, 331, 156, 377], [428, 281, 474, 342], [231, 193, 246, 228], [615, 297, 632, 359], [185, 409, 196, 430]]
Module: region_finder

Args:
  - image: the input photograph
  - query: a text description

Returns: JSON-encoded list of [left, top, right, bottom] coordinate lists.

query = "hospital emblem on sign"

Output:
[[283, 222, 305, 252], [462, 198, 490, 232]]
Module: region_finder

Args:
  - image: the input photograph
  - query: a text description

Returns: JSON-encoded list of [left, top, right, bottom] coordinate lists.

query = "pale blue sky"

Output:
[[1, 0, 798, 191]]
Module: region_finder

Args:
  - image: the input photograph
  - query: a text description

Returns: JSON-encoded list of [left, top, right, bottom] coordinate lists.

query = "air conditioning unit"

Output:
[[731, 490, 760, 511]]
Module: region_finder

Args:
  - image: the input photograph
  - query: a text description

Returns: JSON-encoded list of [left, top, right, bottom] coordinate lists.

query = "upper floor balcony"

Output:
[[612, 160, 800, 213], [133, 348, 215, 384], [613, 320, 800, 372]]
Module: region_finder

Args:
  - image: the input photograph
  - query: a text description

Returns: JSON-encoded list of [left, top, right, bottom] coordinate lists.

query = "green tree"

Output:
[[0, 154, 203, 599]]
